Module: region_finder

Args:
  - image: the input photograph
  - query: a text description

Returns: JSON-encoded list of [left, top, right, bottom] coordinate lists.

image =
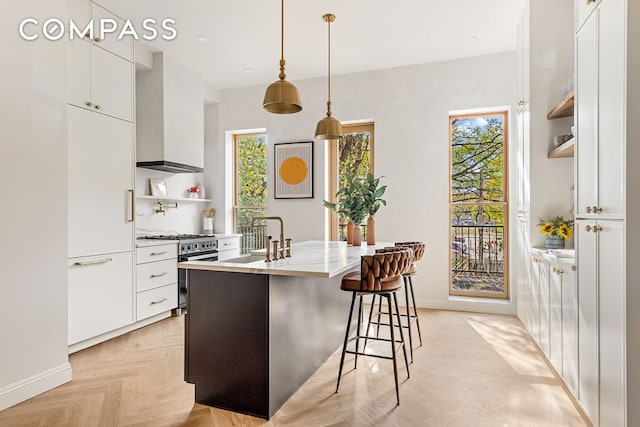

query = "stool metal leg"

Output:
[[354, 294, 363, 369], [403, 276, 414, 363], [336, 292, 357, 393], [375, 295, 383, 338], [364, 294, 377, 351], [408, 276, 422, 346], [386, 294, 400, 405], [393, 292, 410, 378]]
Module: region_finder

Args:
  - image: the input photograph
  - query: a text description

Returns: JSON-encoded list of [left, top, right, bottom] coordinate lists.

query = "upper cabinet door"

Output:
[[91, 46, 133, 122], [575, 12, 598, 217], [516, 2, 530, 109], [576, 0, 599, 32], [597, 0, 624, 219], [67, 38, 91, 110], [90, 2, 133, 62]]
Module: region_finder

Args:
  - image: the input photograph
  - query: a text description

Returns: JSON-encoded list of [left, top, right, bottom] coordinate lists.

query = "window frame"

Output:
[[233, 132, 267, 232], [448, 111, 509, 299]]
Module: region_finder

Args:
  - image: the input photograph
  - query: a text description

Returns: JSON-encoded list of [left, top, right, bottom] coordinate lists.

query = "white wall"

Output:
[[134, 168, 209, 235], [207, 52, 518, 314], [0, 0, 71, 410]]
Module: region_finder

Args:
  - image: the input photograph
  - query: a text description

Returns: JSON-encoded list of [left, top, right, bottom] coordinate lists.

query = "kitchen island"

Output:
[[178, 241, 386, 419]]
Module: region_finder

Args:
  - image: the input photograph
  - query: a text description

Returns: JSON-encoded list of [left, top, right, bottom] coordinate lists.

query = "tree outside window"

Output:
[[234, 133, 267, 230]]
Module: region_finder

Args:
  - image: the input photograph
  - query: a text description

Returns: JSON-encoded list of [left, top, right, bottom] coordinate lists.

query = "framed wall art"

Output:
[[274, 141, 313, 199]]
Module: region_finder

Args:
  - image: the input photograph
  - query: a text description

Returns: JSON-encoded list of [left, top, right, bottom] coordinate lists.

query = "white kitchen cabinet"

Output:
[[67, 39, 133, 122], [530, 254, 542, 343], [548, 261, 564, 375], [136, 243, 178, 321], [66, 0, 133, 61], [596, 220, 625, 427], [516, 1, 530, 111], [217, 236, 241, 261], [516, 219, 532, 333], [68, 106, 134, 258], [534, 253, 551, 358], [558, 260, 578, 397], [576, 220, 599, 423], [576, 219, 625, 426], [576, 0, 599, 32], [68, 252, 134, 345], [575, 2, 624, 220]]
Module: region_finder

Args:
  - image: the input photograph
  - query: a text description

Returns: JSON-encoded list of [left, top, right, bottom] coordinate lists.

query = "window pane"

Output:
[[451, 116, 504, 203], [234, 134, 267, 233]]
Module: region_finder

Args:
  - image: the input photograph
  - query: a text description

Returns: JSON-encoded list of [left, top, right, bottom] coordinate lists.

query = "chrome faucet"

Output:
[[251, 216, 289, 259]]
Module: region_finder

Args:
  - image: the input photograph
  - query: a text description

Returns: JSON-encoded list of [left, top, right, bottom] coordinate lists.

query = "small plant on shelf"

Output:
[[538, 215, 574, 248]]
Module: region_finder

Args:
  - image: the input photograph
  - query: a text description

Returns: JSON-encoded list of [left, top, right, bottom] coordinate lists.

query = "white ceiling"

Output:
[[99, 0, 528, 91]]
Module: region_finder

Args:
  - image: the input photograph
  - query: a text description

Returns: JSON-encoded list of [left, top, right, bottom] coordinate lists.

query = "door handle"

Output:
[[128, 190, 135, 222], [150, 298, 168, 305], [150, 251, 168, 256]]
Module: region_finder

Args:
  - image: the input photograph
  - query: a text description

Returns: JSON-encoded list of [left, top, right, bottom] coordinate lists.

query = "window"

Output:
[[449, 112, 508, 298], [327, 122, 375, 240], [233, 133, 267, 231]]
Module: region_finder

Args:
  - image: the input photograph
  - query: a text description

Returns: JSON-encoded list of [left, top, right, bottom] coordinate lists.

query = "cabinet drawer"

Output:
[[68, 252, 134, 345], [137, 244, 177, 264], [217, 237, 240, 251], [137, 284, 177, 321], [136, 259, 177, 292]]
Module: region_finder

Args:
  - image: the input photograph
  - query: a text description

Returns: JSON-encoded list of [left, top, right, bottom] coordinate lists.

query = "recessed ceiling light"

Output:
[[196, 35, 208, 42], [243, 68, 253, 73], [469, 35, 480, 40]]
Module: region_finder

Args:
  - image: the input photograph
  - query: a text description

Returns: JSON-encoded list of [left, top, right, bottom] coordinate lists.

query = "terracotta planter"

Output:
[[367, 215, 376, 245], [352, 226, 362, 246], [346, 221, 354, 244]]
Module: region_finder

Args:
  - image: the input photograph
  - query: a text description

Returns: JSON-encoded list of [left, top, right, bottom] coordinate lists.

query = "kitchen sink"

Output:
[[222, 255, 266, 264]]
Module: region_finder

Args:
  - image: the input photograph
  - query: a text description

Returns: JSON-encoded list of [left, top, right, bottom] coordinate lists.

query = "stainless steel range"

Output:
[[139, 235, 218, 314]]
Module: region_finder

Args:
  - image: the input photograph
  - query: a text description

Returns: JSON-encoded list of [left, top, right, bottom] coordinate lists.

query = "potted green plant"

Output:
[[324, 173, 368, 245], [538, 215, 574, 249], [361, 173, 387, 245]]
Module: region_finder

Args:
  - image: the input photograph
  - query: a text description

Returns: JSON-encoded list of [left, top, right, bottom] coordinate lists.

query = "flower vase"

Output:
[[347, 221, 354, 244], [352, 226, 362, 246], [366, 216, 376, 245], [545, 236, 565, 249], [189, 192, 199, 199]]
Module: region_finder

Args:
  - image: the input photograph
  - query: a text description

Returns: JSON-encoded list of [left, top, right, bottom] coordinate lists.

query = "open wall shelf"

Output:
[[548, 137, 575, 158], [547, 91, 574, 119]]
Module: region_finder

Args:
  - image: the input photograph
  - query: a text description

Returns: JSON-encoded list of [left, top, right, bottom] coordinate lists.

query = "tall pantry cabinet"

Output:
[[574, 0, 637, 425], [66, 0, 136, 347]]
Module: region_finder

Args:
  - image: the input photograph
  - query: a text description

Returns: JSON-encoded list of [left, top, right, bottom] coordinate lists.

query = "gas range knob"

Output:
[[193, 243, 199, 251]]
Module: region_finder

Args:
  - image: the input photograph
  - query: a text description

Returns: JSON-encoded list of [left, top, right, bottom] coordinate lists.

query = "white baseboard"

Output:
[[0, 363, 72, 412], [68, 311, 172, 354], [415, 297, 517, 316]]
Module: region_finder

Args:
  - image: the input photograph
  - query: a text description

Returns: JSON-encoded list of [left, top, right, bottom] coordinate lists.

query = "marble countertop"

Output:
[[531, 247, 575, 262], [178, 240, 393, 278]]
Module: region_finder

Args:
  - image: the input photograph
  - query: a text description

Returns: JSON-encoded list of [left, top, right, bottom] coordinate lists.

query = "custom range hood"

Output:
[[136, 52, 204, 173]]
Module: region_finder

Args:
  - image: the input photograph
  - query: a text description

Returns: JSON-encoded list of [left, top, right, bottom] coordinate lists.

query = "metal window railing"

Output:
[[451, 224, 505, 293]]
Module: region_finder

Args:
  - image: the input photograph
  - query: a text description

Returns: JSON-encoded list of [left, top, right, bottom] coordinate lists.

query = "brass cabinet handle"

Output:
[[518, 101, 525, 107], [592, 206, 602, 214], [94, 104, 102, 110], [586, 206, 592, 213], [585, 225, 593, 232], [74, 257, 112, 266], [593, 225, 603, 233], [85, 101, 93, 107], [150, 251, 168, 256], [150, 272, 168, 278], [587, 0, 596, 4], [94, 37, 102, 42], [150, 298, 168, 305]]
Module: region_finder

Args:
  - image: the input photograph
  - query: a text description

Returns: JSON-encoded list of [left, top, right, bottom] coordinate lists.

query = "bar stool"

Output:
[[367, 242, 425, 363], [336, 248, 412, 405], [395, 241, 426, 356]]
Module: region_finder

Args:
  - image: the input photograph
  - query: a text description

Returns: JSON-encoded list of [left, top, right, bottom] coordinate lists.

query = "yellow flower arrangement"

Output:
[[538, 215, 574, 239]]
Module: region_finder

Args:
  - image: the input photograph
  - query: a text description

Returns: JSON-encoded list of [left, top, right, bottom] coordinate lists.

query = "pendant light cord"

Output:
[[326, 16, 332, 117], [279, 0, 286, 80]]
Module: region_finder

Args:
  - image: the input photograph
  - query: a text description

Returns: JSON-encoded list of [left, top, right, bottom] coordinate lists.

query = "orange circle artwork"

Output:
[[279, 157, 308, 185]]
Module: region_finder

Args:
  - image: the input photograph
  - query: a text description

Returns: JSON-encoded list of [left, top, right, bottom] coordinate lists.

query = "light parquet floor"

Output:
[[0, 309, 588, 427]]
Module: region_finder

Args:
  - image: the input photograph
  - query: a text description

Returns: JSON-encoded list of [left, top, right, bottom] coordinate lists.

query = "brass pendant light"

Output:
[[263, 0, 302, 114], [315, 13, 343, 140]]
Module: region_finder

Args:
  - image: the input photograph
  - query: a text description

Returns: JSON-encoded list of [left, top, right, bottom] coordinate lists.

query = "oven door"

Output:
[[178, 251, 218, 311]]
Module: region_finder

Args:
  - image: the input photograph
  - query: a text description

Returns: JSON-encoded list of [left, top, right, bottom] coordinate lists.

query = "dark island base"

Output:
[[185, 269, 357, 419]]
